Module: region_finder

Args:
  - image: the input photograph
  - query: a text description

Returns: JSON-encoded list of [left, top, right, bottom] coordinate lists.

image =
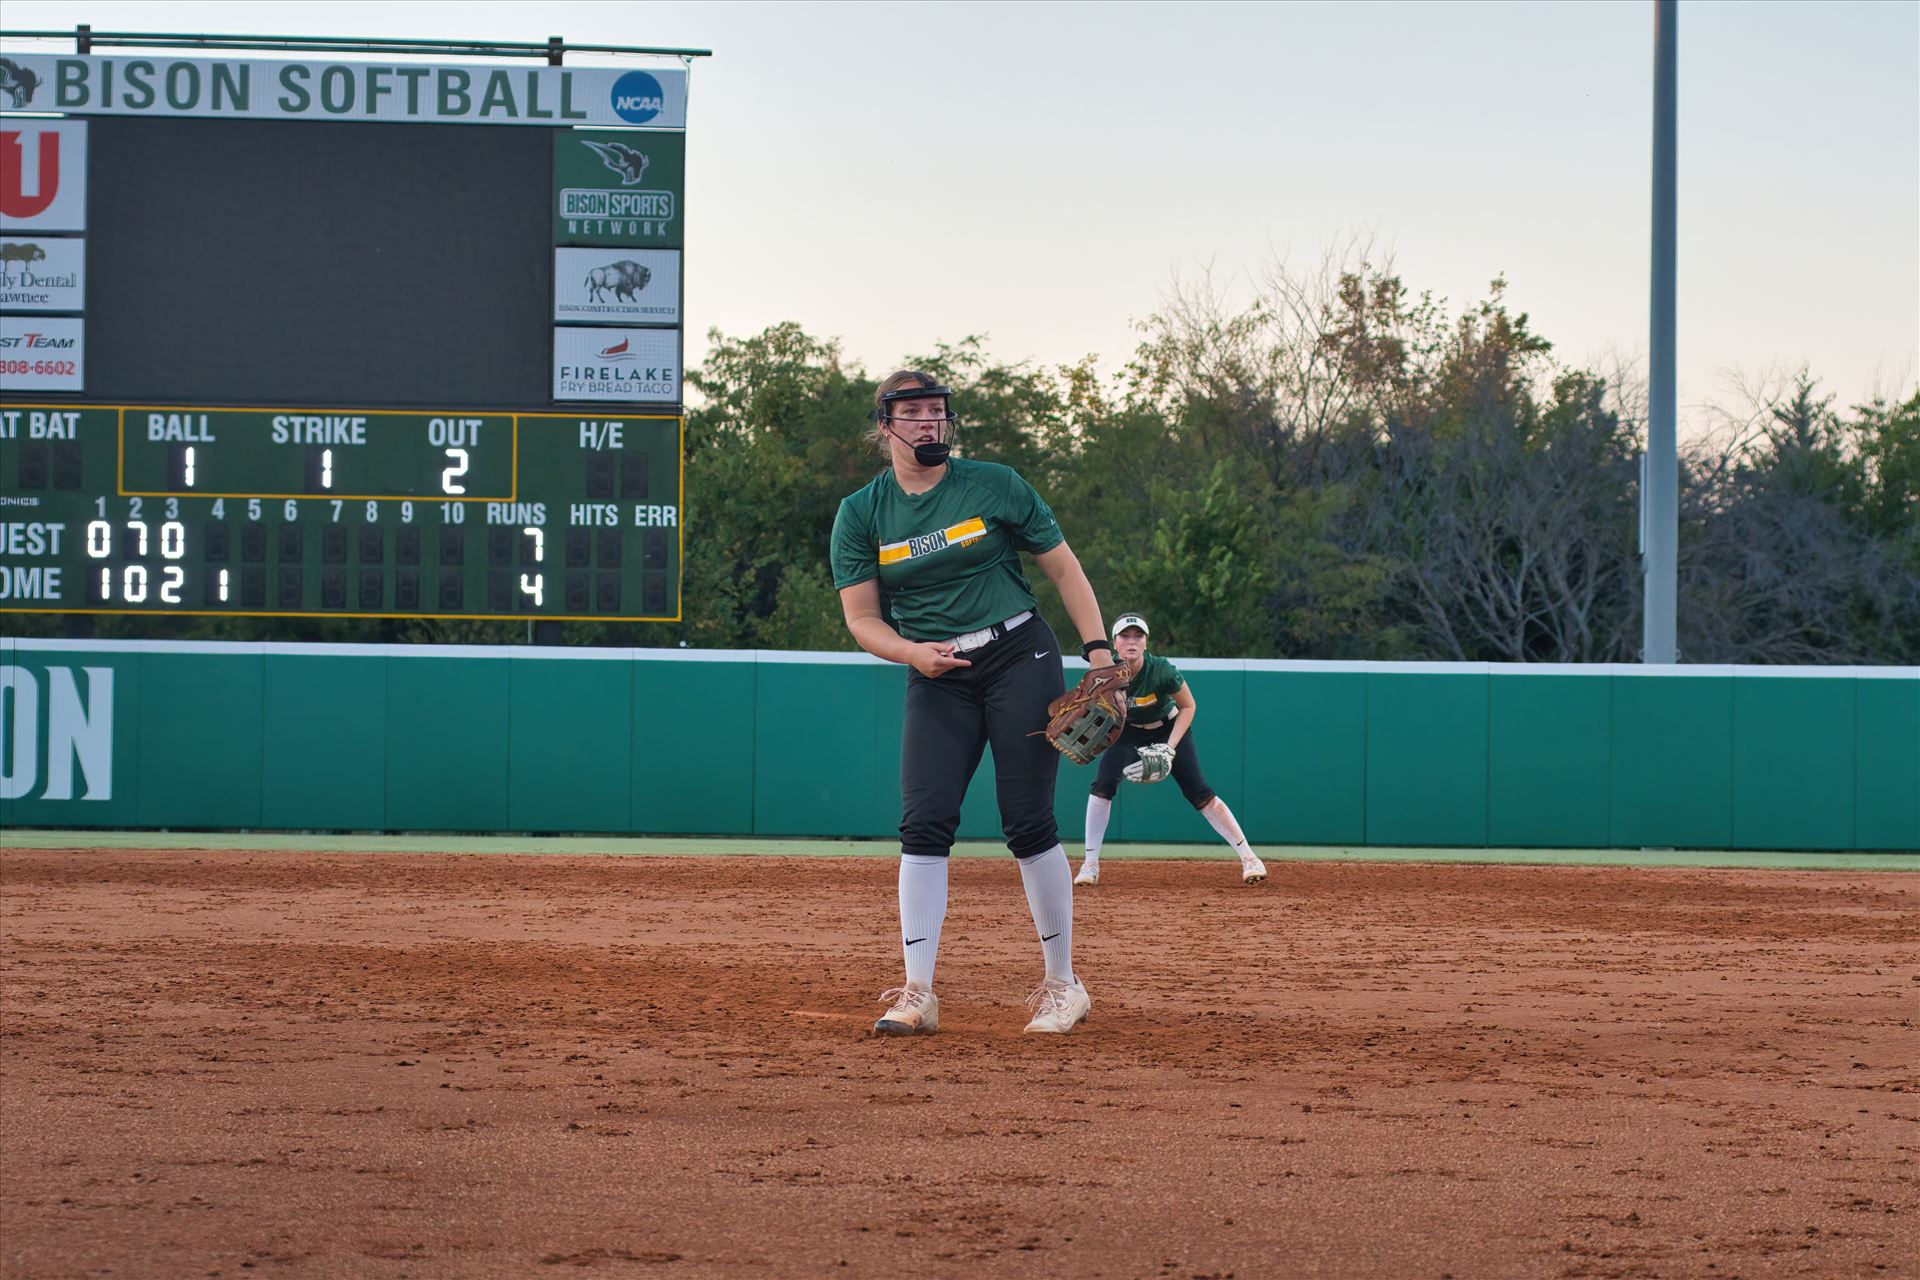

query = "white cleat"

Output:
[[1023, 977, 1091, 1034], [1241, 855, 1268, 885], [873, 984, 939, 1036], [1073, 860, 1100, 887]]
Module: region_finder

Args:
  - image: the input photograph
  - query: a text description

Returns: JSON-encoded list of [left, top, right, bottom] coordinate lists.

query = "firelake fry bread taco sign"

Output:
[[0, 53, 689, 128]]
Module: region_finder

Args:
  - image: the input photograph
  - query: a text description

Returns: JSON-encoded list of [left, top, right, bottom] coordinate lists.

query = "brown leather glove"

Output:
[[1040, 665, 1131, 765]]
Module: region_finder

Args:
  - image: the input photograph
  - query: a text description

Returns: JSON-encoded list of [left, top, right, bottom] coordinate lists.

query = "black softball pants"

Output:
[[1089, 720, 1217, 809], [899, 614, 1064, 859]]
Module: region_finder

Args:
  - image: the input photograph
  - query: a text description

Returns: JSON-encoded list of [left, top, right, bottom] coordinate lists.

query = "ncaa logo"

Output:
[[611, 71, 666, 125]]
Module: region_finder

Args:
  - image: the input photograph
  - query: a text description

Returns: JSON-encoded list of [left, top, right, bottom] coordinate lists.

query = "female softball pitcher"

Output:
[[831, 370, 1115, 1036], [1073, 613, 1269, 887]]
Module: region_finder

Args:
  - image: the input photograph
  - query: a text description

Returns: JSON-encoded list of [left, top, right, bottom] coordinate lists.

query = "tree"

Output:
[[1675, 372, 1919, 663]]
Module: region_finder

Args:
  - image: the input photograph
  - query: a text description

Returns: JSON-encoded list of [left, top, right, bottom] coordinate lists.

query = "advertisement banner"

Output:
[[554, 248, 680, 325], [0, 315, 84, 390], [0, 55, 687, 130], [0, 121, 88, 232], [0, 235, 84, 311], [554, 130, 683, 248], [553, 327, 678, 403]]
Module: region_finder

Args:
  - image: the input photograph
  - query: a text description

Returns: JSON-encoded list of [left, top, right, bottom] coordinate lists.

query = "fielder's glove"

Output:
[[1040, 665, 1131, 765], [1124, 741, 1175, 784]]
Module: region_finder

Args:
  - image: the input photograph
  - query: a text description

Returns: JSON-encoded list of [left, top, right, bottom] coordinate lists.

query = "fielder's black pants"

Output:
[[900, 614, 1064, 859], [1089, 720, 1217, 809]]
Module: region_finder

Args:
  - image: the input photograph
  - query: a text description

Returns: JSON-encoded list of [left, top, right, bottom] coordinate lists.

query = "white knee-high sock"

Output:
[[898, 854, 948, 989], [1018, 844, 1075, 982], [1083, 795, 1112, 861], [1202, 798, 1256, 861]]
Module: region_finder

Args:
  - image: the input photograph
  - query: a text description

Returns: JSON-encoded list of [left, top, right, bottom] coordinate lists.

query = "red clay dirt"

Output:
[[1, 850, 1915, 1280]]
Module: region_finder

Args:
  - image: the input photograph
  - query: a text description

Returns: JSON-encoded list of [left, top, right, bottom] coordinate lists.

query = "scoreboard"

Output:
[[0, 38, 697, 621], [2, 403, 679, 618]]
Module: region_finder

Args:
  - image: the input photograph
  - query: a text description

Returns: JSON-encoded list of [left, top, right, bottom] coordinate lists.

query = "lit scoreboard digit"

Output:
[[0, 404, 682, 620]]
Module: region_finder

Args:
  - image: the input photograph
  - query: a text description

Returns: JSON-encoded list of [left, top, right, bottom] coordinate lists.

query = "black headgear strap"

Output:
[[867, 381, 955, 423]]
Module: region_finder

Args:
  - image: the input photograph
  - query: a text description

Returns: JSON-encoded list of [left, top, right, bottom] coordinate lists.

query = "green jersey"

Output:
[[1125, 652, 1183, 726], [830, 458, 1064, 641]]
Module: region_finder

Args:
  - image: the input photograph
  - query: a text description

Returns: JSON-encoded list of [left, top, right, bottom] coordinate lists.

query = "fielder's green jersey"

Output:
[[830, 458, 1064, 641], [1125, 652, 1184, 725]]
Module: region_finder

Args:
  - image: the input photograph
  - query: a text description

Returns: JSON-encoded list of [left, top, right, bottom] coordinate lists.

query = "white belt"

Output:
[[949, 610, 1035, 653]]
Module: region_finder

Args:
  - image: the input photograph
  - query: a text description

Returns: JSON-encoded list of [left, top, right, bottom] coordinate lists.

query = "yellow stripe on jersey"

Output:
[[878, 516, 989, 565], [1133, 694, 1159, 707]]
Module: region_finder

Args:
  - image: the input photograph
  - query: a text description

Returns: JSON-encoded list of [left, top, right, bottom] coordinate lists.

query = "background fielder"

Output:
[[1074, 613, 1268, 887]]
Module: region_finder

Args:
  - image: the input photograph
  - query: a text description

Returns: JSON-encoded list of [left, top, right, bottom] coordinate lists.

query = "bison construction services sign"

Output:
[[0, 54, 688, 130], [554, 130, 683, 249], [553, 326, 678, 403], [554, 249, 679, 325], [0, 121, 88, 232], [0, 236, 84, 311], [0, 664, 114, 802]]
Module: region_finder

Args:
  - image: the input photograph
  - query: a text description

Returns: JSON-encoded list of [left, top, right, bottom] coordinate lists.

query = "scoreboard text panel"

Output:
[[0, 404, 682, 620]]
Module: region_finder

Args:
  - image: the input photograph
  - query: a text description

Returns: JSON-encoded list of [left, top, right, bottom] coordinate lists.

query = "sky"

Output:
[[4, 0, 1916, 432]]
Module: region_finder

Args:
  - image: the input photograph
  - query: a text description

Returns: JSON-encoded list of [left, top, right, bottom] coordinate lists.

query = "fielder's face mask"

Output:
[[870, 379, 957, 467]]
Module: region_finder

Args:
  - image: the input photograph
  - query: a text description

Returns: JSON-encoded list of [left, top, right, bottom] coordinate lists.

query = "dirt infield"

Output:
[[2, 850, 1915, 1279]]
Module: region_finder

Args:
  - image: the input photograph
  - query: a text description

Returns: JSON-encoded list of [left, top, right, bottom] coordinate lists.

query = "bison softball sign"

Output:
[[553, 248, 679, 324], [0, 53, 688, 130]]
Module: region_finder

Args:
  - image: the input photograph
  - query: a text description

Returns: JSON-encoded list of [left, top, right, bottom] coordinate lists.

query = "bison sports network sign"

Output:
[[0, 53, 688, 129], [553, 129, 683, 248]]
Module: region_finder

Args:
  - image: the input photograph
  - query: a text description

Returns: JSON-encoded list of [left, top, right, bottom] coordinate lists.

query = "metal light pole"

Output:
[[1643, 0, 1679, 663]]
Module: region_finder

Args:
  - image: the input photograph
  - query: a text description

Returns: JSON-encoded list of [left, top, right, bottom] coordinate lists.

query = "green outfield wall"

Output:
[[2, 640, 1914, 851]]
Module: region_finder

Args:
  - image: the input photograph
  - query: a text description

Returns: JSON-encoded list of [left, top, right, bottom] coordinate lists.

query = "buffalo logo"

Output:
[[598, 336, 633, 361], [582, 139, 650, 186], [584, 259, 651, 303], [1, 241, 48, 266], [0, 58, 39, 110]]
